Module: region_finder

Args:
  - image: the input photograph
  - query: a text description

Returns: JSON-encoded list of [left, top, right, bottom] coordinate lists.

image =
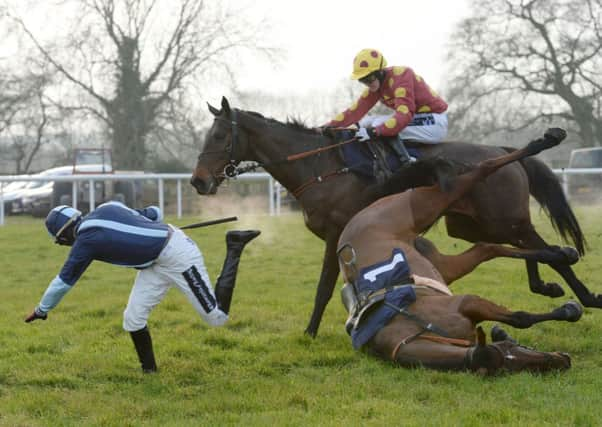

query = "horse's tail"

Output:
[[517, 154, 587, 255], [364, 157, 462, 201]]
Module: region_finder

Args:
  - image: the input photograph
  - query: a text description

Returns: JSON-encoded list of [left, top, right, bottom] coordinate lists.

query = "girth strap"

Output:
[[383, 301, 450, 337]]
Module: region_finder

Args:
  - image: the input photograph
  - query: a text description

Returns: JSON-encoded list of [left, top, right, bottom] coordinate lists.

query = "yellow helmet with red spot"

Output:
[[351, 49, 387, 80]]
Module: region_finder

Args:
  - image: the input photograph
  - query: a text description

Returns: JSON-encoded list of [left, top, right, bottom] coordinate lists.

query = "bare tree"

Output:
[[446, 0, 602, 146], [0, 73, 35, 134], [11, 0, 273, 169], [0, 69, 61, 174]]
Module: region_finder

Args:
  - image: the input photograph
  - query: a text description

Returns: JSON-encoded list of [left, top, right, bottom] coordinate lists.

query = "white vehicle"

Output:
[[1, 179, 31, 215], [14, 164, 139, 217], [567, 147, 602, 201]]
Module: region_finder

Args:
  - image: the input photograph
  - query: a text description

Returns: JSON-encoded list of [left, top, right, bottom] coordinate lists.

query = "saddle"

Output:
[[335, 130, 419, 184]]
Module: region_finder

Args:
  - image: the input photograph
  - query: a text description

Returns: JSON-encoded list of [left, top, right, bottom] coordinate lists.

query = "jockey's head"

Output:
[[45, 205, 82, 246], [351, 49, 387, 92]]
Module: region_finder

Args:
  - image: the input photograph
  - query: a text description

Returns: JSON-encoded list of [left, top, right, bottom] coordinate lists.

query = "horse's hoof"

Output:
[[560, 247, 580, 265], [531, 281, 565, 298], [559, 352, 571, 369], [491, 325, 518, 344], [304, 328, 318, 339], [526, 128, 566, 156], [544, 128, 567, 146], [556, 301, 583, 322]]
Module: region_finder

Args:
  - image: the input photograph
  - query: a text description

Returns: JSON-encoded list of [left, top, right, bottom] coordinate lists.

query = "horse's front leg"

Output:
[[305, 234, 341, 338]]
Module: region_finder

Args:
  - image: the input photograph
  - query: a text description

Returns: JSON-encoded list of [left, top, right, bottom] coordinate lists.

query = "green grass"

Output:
[[1, 207, 602, 426]]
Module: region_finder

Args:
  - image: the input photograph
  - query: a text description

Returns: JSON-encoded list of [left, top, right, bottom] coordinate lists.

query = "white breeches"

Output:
[[359, 112, 448, 143], [123, 227, 228, 331]]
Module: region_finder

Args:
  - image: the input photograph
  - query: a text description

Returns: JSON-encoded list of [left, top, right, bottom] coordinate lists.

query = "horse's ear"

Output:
[[221, 96, 231, 114], [207, 102, 221, 116]]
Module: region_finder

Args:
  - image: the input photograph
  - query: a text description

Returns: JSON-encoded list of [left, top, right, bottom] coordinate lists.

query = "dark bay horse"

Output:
[[337, 130, 579, 373], [190, 97, 601, 337]]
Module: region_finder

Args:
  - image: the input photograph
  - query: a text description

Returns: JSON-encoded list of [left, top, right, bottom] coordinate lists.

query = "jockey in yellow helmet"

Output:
[[327, 49, 449, 163]]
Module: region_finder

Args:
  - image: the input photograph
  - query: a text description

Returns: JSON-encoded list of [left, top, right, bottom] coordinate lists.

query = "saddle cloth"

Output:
[[344, 248, 417, 349]]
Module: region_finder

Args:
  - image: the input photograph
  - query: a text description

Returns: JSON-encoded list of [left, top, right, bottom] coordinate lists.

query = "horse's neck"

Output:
[[247, 126, 339, 193]]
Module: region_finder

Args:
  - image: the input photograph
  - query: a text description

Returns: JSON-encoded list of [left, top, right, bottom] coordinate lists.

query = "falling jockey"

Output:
[[25, 201, 260, 373], [325, 48, 449, 164]]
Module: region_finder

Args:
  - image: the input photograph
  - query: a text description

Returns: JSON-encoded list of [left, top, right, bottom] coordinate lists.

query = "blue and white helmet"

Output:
[[45, 205, 82, 242]]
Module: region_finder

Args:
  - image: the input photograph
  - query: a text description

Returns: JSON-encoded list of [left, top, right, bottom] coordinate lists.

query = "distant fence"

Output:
[[0, 172, 281, 226]]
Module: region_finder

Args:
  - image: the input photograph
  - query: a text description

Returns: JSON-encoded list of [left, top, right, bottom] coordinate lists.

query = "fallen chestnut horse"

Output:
[[338, 129, 581, 374]]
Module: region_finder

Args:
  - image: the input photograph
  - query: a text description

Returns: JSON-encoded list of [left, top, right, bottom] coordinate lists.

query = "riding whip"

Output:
[[180, 216, 238, 230]]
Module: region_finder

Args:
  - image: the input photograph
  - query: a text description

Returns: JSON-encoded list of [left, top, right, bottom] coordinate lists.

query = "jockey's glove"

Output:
[[355, 127, 376, 141], [25, 307, 48, 323]]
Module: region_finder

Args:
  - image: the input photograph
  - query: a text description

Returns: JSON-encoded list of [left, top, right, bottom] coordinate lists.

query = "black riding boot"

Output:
[[129, 325, 157, 373], [214, 230, 261, 314], [392, 137, 412, 165]]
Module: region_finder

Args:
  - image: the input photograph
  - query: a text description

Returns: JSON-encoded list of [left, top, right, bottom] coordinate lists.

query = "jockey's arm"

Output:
[[327, 89, 379, 128]]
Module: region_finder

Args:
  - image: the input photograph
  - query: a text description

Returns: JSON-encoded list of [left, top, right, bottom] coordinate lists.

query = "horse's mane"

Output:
[[242, 110, 317, 135]]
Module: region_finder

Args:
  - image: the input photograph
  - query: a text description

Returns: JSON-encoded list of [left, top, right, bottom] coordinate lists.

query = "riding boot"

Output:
[[392, 136, 413, 165], [129, 326, 157, 373], [214, 230, 261, 314]]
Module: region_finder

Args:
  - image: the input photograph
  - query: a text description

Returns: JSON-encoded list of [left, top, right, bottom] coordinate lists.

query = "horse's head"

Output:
[[191, 96, 249, 195]]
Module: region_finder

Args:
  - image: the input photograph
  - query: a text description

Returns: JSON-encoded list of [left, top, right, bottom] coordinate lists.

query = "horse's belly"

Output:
[[409, 295, 475, 339]]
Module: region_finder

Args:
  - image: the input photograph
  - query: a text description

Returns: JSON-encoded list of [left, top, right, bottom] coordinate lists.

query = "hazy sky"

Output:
[[3, 0, 472, 108], [235, 0, 471, 95]]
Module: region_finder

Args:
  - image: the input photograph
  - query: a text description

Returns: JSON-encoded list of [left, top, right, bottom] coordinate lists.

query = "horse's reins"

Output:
[[284, 133, 364, 197], [199, 111, 363, 195]]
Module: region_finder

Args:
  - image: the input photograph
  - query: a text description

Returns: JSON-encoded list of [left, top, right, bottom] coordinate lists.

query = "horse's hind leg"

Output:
[[414, 237, 578, 285], [371, 316, 474, 371], [520, 229, 602, 307], [410, 130, 565, 233], [392, 339, 472, 371], [458, 295, 583, 328], [388, 331, 569, 374]]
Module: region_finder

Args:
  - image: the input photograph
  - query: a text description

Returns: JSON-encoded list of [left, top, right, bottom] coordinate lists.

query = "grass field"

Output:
[[1, 206, 602, 426]]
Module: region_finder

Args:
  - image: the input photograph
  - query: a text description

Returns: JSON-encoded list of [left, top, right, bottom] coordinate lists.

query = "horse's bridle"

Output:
[[198, 109, 261, 179]]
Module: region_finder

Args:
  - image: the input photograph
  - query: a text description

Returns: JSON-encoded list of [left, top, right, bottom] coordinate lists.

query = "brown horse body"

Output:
[[338, 131, 579, 373], [191, 97, 600, 337]]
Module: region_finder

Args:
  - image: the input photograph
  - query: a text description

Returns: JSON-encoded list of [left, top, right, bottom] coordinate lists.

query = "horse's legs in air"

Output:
[[410, 135, 559, 234], [414, 237, 578, 285], [516, 227, 567, 298], [519, 229, 602, 307], [458, 295, 583, 327], [305, 232, 341, 337]]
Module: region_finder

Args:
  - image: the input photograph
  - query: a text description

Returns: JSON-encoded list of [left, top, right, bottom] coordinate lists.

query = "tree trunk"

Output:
[[111, 111, 147, 170]]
